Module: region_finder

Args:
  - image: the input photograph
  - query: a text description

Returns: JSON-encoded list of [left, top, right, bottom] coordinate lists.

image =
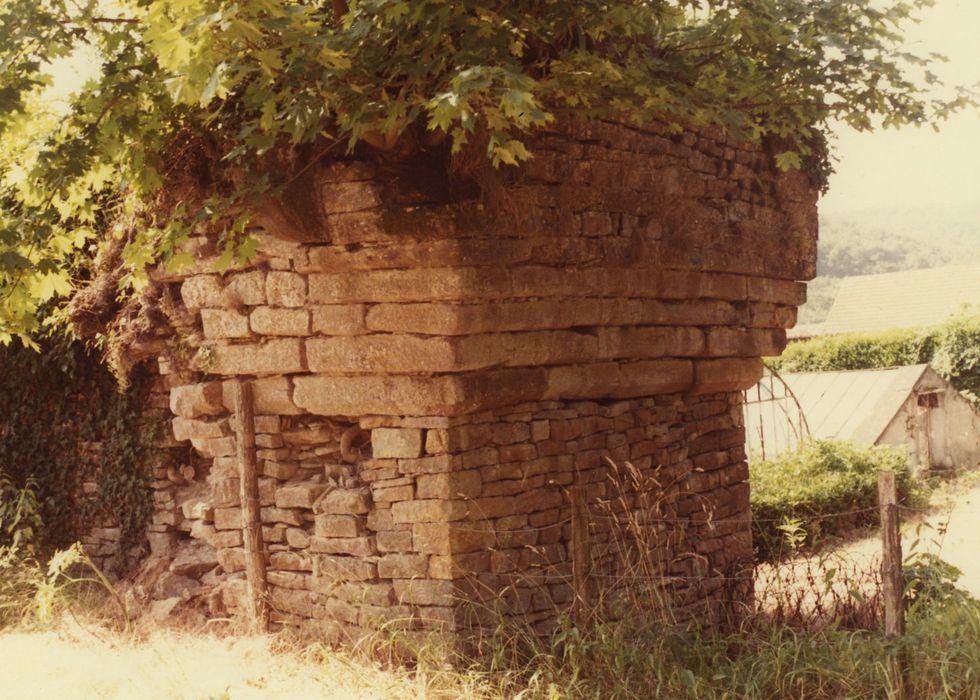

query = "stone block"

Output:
[[705, 328, 784, 358], [255, 434, 283, 450], [295, 369, 545, 418], [371, 484, 414, 503], [275, 482, 329, 509], [190, 435, 236, 458], [393, 579, 455, 606], [376, 530, 414, 552], [428, 552, 490, 580], [313, 555, 377, 583], [270, 551, 312, 571], [172, 417, 228, 442], [391, 499, 469, 524], [148, 531, 176, 556], [270, 588, 316, 617], [310, 536, 377, 557], [181, 275, 223, 309], [221, 377, 302, 415], [217, 548, 246, 573], [371, 428, 424, 459], [310, 305, 367, 335], [207, 339, 305, 376], [281, 425, 337, 445], [213, 507, 243, 530], [255, 232, 305, 260], [377, 554, 427, 579], [305, 335, 455, 374], [313, 488, 372, 515], [250, 307, 310, 336], [691, 358, 763, 394], [266, 271, 307, 307], [413, 521, 494, 555], [254, 415, 281, 433], [307, 268, 507, 305], [286, 527, 311, 549], [397, 455, 455, 475], [267, 571, 311, 590], [746, 277, 807, 305], [320, 180, 381, 214], [260, 507, 305, 526], [256, 447, 291, 462], [212, 479, 240, 508], [170, 382, 225, 418], [424, 429, 449, 454], [314, 514, 364, 538], [201, 308, 251, 339], [262, 461, 299, 480], [415, 471, 482, 500], [223, 270, 266, 306]]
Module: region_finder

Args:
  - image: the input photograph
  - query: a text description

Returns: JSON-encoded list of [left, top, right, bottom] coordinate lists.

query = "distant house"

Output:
[[744, 364, 980, 473], [820, 265, 980, 336]]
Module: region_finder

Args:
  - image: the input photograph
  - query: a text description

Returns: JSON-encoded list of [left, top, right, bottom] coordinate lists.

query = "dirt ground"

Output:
[[0, 625, 419, 700], [840, 477, 980, 598]]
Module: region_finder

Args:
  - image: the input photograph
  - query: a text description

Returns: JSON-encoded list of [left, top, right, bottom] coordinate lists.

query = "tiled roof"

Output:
[[822, 265, 980, 335]]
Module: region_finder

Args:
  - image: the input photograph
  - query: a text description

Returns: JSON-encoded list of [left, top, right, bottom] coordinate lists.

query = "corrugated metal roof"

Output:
[[822, 265, 980, 335], [744, 365, 929, 458]]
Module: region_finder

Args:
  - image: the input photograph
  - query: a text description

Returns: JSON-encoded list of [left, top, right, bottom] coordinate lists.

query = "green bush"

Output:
[[770, 313, 980, 405], [750, 441, 918, 561]]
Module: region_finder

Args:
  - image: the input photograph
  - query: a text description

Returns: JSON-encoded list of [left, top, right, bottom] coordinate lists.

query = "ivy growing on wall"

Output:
[[0, 335, 157, 553]]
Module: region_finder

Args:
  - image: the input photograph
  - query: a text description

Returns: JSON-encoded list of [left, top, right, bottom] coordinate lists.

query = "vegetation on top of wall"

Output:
[[769, 313, 980, 405], [0, 0, 974, 342], [0, 333, 157, 554], [750, 440, 918, 561]]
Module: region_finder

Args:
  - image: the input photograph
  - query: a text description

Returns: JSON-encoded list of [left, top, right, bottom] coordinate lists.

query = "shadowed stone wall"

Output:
[[142, 118, 817, 639]]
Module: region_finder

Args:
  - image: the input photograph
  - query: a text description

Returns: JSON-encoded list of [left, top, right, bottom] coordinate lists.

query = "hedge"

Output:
[[770, 313, 980, 405], [751, 440, 918, 561]]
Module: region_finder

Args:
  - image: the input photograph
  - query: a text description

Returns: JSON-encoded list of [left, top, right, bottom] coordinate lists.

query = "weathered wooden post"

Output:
[[234, 379, 270, 633], [878, 469, 905, 699], [570, 483, 592, 628]]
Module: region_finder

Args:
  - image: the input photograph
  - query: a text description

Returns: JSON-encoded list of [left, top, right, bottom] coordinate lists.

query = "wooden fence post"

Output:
[[878, 469, 905, 699], [234, 379, 270, 634], [570, 484, 592, 628]]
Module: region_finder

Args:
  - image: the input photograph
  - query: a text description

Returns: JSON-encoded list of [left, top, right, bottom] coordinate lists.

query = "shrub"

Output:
[[750, 441, 918, 561], [0, 335, 156, 554], [770, 313, 980, 405]]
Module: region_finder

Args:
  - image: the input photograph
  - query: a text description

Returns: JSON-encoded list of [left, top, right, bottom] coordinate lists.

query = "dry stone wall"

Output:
[[144, 118, 817, 636]]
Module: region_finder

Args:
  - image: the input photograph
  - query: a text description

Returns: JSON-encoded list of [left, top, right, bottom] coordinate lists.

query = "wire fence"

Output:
[[498, 487, 973, 632]]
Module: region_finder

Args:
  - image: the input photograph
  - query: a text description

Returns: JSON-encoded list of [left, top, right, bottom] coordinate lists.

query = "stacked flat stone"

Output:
[[148, 117, 816, 638]]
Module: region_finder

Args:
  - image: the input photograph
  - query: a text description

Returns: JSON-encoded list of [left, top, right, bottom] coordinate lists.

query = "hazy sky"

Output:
[[821, 0, 980, 214]]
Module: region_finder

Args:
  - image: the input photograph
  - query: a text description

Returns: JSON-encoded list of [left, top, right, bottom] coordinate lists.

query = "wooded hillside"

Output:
[[799, 203, 980, 324]]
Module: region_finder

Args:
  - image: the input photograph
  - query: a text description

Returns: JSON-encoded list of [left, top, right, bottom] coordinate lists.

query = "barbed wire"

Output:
[[439, 502, 979, 535]]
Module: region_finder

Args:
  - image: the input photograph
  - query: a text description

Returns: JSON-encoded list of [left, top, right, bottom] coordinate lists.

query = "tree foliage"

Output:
[[0, 0, 973, 341]]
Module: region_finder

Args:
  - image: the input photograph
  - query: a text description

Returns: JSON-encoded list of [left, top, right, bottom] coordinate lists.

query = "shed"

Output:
[[744, 365, 980, 472], [821, 265, 980, 336]]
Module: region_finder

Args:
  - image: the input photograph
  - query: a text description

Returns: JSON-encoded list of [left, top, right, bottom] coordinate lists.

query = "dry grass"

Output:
[[0, 616, 491, 700]]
